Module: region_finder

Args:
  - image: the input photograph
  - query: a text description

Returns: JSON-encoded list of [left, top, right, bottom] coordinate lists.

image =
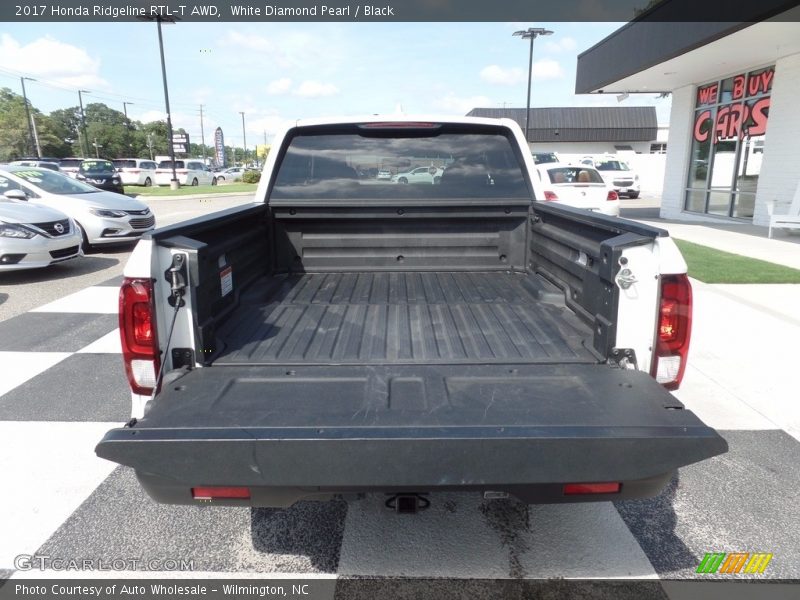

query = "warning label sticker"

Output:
[[220, 266, 233, 296]]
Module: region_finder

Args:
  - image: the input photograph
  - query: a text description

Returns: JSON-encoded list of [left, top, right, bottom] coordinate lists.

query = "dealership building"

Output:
[[576, 1, 800, 225]]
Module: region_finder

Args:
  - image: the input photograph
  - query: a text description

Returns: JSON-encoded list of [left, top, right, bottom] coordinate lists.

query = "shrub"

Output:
[[242, 170, 261, 184]]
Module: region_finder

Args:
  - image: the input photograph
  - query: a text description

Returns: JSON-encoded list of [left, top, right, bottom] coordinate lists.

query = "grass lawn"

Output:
[[132, 183, 257, 197], [673, 239, 800, 284]]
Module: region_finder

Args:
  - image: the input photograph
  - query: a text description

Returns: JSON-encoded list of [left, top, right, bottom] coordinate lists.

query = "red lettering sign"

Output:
[[732, 75, 746, 100], [693, 110, 712, 142], [697, 84, 718, 105], [746, 97, 770, 137]]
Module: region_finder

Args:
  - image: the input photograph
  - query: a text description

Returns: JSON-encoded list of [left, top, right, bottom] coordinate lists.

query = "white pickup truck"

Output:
[[96, 116, 726, 509]]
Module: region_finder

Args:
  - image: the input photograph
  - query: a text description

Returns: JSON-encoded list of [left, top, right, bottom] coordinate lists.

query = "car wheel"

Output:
[[144, 177, 152, 187], [211, 177, 218, 186], [191, 178, 199, 186], [398, 177, 408, 184], [628, 191, 640, 199], [218, 175, 225, 181], [75, 221, 92, 253]]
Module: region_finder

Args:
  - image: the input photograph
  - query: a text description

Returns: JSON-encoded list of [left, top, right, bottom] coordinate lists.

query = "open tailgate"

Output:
[[97, 364, 727, 499]]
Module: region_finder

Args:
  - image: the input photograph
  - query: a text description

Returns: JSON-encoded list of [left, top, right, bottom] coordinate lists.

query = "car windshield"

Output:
[[271, 126, 530, 200], [114, 160, 137, 169], [532, 153, 559, 165], [594, 160, 630, 171], [80, 160, 115, 173], [545, 167, 604, 184], [59, 159, 84, 168], [7, 168, 99, 194]]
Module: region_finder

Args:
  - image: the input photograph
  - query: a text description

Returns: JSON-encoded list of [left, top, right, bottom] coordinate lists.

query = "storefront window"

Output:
[[684, 66, 773, 220]]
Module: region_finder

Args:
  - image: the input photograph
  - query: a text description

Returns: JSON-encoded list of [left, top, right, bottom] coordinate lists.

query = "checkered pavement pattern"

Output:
[[1, 278, 799, 582]]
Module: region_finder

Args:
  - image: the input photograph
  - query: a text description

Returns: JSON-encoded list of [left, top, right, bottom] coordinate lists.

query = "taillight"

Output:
[[119, 277, 159, 395], [543, 191, 558, 201], [607, 190, 619, 201], [192, 486, 251, 500], [650, 274, 692, 390], [563, 482, 621, 495]]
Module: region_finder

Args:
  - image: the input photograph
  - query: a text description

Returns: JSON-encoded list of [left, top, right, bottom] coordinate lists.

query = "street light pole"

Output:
[[122, 101, 134, 124], [20, 77, 38, 158], [199, 104, 207, 163], [155, 16, 179, 188], [512, 27, 554, 147], [239, 111, 247, 168], [78, 90, 90, 157]]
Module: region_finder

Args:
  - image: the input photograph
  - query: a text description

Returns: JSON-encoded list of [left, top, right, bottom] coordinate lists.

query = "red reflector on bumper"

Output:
[[192, 486, 251, 500], [563, 482, 621, 495]]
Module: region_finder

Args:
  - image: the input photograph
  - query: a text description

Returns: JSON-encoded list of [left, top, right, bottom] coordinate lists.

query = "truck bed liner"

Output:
[[215, 271, 596, 365]]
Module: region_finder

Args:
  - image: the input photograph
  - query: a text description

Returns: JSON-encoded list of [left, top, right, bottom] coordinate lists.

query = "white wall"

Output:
[[753, 52, 800, 226], [660, 85, 699, 220]]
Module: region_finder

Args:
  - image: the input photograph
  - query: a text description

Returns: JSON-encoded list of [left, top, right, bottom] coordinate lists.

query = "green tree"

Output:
[[48, 107, 82, 155], [0, 88, 34, 160]]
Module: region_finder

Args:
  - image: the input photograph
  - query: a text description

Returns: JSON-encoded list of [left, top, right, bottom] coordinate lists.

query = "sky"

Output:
[[0, 21, 672, 148]]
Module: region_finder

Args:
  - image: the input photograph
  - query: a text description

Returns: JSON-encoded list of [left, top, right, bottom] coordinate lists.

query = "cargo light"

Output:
[[192, 486, 251, 500], [119, 277, 160, 395], [543, 191, 558, 201], [563, 482, 621, 495], [607, 190, 619, 201], [651, 273, 692, 390]]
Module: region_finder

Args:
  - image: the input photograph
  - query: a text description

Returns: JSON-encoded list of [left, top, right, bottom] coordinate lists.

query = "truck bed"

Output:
[[214, 271, 597, 366]]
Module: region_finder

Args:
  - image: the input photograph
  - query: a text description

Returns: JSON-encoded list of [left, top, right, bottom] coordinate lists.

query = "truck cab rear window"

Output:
[[271, 130, 530, 200]]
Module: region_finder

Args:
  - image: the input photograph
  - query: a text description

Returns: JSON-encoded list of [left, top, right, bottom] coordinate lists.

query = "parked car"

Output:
[[154, 160, 217, 186], [215, 166, 247, 182], [58, 157, 86, 178], [0, 166, 155, 251], [10, 159, 61, 171], [76, 159, 125, 194], [391, 166, 444, 184], [531, 152, 561, 165], [0, 190, 82, 270], [580, 155, 640, 199], [376, 170, 392, 180], [536, 163, 620, 216], [113, 159, 158, 187]]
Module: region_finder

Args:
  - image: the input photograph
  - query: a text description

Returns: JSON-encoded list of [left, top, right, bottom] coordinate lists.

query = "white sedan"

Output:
[[0, 193, 82, 270], [536, 163, 620, 216], [0, 166, 155, 251]]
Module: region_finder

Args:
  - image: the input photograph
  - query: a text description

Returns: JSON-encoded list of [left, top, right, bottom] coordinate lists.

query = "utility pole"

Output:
[[154, 16, 178, 188], [199, 104, 207, 163], [93, 138, 102, 158], [239, 111, 247, 167], [78, 90, 90, 156], [20, 77, 38, 158], [31, 113, 42, 158], [147, 133, 154, 160], [122, 101, 133, 122]]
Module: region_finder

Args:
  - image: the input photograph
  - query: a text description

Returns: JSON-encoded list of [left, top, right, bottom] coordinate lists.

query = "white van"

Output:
[[154, 160, 217, 186], [113, 159, 158, 187]]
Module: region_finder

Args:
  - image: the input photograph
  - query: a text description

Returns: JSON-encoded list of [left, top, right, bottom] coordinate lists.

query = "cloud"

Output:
[[434, 94, 493, 115], [266, 78, 292, 95], [544, 36, 577, 53], [293, 80, 339, 98], [480, 65, 527, 86], [0, 34, 108, 89], [532, 58, 565, 81]]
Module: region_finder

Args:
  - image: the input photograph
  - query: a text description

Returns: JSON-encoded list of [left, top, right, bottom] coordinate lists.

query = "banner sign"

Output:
[[214, 128, 225, 167]]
